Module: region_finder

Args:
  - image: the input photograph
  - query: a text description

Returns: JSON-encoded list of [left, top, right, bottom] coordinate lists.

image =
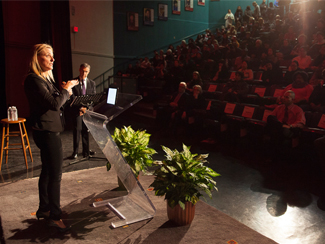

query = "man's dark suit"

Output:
[[71, 77, 96, 157]]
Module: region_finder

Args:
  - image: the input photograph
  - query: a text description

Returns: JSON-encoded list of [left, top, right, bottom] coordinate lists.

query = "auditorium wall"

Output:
[[113, 0, 210, 67], [69, 1, 114, 81]]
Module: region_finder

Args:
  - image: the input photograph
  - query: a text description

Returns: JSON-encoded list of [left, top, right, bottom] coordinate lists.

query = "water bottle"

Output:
[[7, 106, 12, 121], [11, 106, 18, 121]]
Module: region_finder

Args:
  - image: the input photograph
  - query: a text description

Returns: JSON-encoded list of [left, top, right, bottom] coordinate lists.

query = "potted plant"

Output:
[[108, 126, 157, 186], [150, 144, 220, 226]]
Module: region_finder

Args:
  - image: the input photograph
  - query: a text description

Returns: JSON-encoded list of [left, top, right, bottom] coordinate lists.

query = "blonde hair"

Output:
[[29, 43, 54, 82]]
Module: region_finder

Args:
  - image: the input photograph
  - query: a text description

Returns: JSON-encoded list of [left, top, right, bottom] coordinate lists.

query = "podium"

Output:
[[82, 93, 156, 228]]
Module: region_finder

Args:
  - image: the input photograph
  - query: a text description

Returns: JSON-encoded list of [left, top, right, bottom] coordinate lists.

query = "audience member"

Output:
[[156, 82, 189, 129], [262, 62, 282, 84], [292, 46, 312, 70], [184, 85, 207, 136], [309, 32, 325, 59], [260, 0, 267, 18], [311, 44, 325, 70], [234, 6, 243, 24], [243, 6, 253, 23], [279, 71, 314, 106], [222, 71, 249, 102], [266, 89, 305, 158], [307, 69, 325, 112], [279, 39, 293, 60], [291, 34, 308, 57], [252, 1, 261, 20], [187, 71, 203, 92], [238, 61, 253, 81], [212, 59, 230, 82], [283, 60, 302, 84], [225, 9, 235, 28]]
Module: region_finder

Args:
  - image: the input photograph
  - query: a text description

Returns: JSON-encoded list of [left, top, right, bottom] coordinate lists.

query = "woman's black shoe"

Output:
[[48, 219, 71, 233], [36, 210, 50, 220]]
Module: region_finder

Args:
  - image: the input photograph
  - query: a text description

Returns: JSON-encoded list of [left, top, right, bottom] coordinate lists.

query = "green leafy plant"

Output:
[[150, 144, 220, 210], [108, 126, 157, 177]]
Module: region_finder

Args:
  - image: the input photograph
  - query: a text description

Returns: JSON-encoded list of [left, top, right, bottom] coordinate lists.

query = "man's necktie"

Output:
[[283, 106, 288, 124], [82, 80, 86, 95]]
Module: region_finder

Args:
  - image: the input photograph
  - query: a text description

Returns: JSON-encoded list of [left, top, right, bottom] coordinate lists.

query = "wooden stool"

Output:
[[0, 118, 33, 170]]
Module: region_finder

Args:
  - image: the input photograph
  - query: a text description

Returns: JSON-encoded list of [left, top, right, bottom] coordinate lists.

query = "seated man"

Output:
[[279, 71, 314, 106], [155, 82, 188, 128], [266, 90, 306, 152]]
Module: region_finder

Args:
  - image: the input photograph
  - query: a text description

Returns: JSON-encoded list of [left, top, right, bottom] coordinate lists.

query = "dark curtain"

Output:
[[0, 0, 7, 119], [40, 0, 73, 88]]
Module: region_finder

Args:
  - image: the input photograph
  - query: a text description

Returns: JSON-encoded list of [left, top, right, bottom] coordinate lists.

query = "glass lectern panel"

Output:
[[83, 93, 156, 228]]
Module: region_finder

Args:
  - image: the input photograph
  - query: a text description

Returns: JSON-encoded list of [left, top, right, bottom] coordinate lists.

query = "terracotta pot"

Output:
[[167, 201, 195, 226]]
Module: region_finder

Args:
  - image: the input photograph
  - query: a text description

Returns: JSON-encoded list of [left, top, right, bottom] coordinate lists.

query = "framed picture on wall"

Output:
[[158, 3, 168, 20], [185, 0, 193, 11], [198, 0, 205, 6], [172, 0, 181, 15], [144, 8, 154, 26], [127, 12, 139, 31]]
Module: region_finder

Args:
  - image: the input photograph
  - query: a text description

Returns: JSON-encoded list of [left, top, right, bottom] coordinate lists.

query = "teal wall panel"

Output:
[[114, 0, 265, 67], [114, 0, 211, 66]]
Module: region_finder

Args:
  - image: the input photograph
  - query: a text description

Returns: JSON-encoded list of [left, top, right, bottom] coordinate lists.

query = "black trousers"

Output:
[[73, 116, 89, 156], [33, 130, 63, 221]]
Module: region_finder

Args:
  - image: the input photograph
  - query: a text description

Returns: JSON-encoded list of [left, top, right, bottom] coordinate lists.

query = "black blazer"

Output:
[[24, 73, 70, 132], [70, 77, 96, 130], [71, 77, 96, 97]]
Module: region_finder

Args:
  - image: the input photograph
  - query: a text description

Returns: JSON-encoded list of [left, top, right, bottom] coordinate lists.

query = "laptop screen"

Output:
[[107, 87, 118, 105]]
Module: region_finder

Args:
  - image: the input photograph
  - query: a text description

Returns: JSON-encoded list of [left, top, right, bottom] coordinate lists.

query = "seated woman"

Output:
[[292, 46, 312, 70], [222, 71, 249, 103], [238, 61, 253, 81], [186, 71, 203, 93], [279, 71, 314, 106]]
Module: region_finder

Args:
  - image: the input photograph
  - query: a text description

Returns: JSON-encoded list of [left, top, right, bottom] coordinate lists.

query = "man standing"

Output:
[[69, 63, 96, 159]]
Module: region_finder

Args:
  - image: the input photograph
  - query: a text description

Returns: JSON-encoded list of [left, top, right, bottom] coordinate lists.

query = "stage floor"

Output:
[[1, 111, 325, 244]]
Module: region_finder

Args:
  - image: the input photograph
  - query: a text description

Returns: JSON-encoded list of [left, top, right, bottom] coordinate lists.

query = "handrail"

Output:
[[94, 28, 210, 89]]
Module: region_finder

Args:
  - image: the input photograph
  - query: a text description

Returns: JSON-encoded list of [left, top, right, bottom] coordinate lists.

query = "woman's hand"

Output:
[[62, 79, 78, 91], [79, 107, 87, 116]]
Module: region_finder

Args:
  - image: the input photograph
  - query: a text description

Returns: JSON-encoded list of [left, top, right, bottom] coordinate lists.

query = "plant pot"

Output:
[[167, 201, 195, 226]]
